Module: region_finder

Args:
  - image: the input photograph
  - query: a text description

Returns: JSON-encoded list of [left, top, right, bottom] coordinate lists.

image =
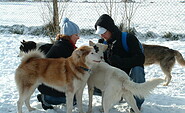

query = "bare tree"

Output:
[[120, 0, 140, 32], [94, 0, 141, 32], [53, 0, 60, 35], [39, 0, 69, 37], [94, 0, 119, 21]]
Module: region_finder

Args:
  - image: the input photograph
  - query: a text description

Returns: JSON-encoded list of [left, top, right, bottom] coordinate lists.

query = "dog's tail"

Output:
[[21, 50, 45, 63], [173, 50, 185, 66], [123, 78, 164, 98]]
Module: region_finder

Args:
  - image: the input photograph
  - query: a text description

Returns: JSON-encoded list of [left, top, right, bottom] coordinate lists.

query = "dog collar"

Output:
[[80, 66, 91, 72]]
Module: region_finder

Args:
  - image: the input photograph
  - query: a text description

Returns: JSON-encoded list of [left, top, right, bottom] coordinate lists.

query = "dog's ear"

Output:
[[75, 46, 92, 57], [76, 48, 87, 56], [74, 49, 84, 59], [89, 40, 95, 46], [21, 40, 26, 44], [21, 41, 24, 45]]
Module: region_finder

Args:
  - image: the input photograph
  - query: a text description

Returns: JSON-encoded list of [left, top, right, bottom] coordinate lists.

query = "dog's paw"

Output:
[[163, 83, 169, 86], [28, 107, 36, 112]]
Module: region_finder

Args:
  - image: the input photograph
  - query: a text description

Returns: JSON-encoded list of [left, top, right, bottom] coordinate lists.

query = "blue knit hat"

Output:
[[60, 17, 80, 36]]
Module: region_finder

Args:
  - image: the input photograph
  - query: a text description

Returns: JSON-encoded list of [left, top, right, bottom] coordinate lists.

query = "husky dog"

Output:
[[88, 41, 164, 113], [143, 44, 185, 86], [19, 40, 185, 86], [15, 45, 103, 113], [18, 40, 52, 57]]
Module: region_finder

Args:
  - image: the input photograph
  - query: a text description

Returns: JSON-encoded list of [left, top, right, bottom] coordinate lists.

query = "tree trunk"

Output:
[[53, 0, 60, 35]]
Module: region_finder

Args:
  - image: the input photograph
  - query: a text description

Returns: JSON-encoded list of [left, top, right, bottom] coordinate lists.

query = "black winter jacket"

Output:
[[100, 32, 145, 75], [95, 14, 144, 75], [38, 39, 75, 97]]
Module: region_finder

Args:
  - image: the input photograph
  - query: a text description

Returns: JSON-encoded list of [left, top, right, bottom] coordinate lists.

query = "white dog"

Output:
[[88, 41, 164, 113]]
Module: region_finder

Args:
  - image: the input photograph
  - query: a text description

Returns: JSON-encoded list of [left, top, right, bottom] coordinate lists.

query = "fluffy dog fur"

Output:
[[143, 44, 185, 86], [15, 45, 103, 113], [18, 40, 185, 86], [88, 41, 164, 113]]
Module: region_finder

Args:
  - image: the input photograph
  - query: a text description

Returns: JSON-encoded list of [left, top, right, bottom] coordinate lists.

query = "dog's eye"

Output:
[[91, 52, 94, 54], [93, 45, 99, 53]]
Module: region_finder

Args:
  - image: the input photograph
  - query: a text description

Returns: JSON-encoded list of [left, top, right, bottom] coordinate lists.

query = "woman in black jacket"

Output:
[[94, 14, 145, 113], [37, 17, 80, 110]]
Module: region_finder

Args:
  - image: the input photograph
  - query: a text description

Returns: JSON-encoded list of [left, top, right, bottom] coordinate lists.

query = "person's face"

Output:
[[100, 30, 112, 41], [70, 34, 80, 44]]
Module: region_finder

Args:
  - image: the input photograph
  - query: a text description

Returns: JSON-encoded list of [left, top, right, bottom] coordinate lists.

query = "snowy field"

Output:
[[0, 1, 185, 113], [0, 33, 185, 113]]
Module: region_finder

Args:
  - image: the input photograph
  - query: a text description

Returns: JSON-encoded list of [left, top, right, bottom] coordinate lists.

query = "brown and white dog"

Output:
[[18, 40, 185, 86], [88, 41, 164, 113], [15, 45, 103, 113]]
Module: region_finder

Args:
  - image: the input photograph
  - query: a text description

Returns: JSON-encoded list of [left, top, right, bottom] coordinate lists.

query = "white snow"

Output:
[[0, 1, 185, 113]]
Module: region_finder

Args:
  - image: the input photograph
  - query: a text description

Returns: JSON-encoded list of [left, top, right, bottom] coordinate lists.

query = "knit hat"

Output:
[[60, 17, 80, 36], [95, 14, 117, 33]]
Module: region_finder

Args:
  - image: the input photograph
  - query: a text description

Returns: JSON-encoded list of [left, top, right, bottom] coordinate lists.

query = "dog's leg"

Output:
[[76, 86, 85, 113], [17, 97, 24, 113], [160, 59, 174, 86], [66, 92, 74, 113], [25, 85, 37, 112], [123, 90, 141, 113], [87, 86, 94, 113], [100, 91, 104, 112], [25, 97, 36, 112], [103, 87, 122, 113], [164, 73, 172, 86], [161, 68, 172, 86], [16, 77, 38, 113], [17, 86, 36, 113]]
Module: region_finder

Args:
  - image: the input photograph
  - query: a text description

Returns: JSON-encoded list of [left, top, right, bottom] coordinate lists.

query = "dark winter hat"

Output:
[[60, 17, 80, 36], [95, 14, 117, 33]]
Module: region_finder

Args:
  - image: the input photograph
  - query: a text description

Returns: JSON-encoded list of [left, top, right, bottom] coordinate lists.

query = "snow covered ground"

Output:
[[0, 34, 185, 113], [0, 1, 185, 113]]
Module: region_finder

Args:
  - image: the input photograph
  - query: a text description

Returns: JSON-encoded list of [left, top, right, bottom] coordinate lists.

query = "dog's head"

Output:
[[72, 45, 102, 68], [18, 40, 37, 57], [89, 40, 108, 61]]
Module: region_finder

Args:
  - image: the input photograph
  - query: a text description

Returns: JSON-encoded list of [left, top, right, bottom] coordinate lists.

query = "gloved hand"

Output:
[[98, 38, 104, 43]]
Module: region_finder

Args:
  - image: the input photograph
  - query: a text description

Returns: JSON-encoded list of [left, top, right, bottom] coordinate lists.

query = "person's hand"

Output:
[[98, 38, 104, 43]]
